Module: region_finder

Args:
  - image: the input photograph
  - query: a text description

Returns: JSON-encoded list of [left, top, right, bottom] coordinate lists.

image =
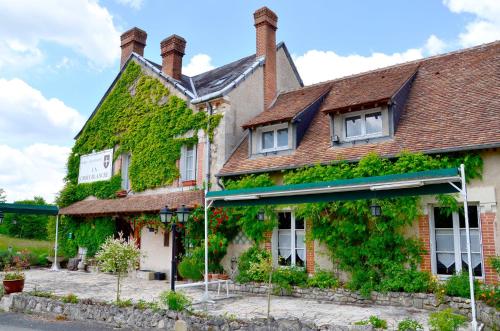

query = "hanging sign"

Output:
[[78, 149, 114, 184]]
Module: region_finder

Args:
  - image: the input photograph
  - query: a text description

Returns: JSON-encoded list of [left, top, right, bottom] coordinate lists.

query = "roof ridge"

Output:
[[282, 39, 500, 92]]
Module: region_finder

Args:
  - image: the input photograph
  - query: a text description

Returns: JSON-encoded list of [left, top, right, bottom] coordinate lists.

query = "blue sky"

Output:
[[0, 0, 498, 202]]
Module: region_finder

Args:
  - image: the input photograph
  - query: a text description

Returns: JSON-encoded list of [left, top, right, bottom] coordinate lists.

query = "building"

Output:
[[217, 41, 500, 284], [59, 7, 302, 276]]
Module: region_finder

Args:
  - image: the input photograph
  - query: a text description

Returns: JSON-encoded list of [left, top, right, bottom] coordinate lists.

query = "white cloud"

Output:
[[0, 0, 121, 69], [0, 143, 70, 203], [182, 54, 215, 76], [115, 0, 144, 10], [443, 0, 500, 47], [424, 35, 447, 55], [0, 78, 85, 146], [293, 48, 424, 85]]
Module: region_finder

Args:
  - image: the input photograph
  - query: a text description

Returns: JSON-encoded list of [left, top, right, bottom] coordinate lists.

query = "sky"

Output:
[[0, 0, 499, 203]]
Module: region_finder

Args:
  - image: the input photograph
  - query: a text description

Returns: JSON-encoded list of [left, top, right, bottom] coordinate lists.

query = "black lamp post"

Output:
[[160, 205, 189, 291]]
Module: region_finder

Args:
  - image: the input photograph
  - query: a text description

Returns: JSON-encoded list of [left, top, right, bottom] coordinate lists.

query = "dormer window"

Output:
[[258, 123, 290, 153], [345, 110, 383, 140]]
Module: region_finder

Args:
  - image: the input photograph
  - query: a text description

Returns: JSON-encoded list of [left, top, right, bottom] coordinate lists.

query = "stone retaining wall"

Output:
[[229, 283, 500, 330], [0, 293, 372, 331]]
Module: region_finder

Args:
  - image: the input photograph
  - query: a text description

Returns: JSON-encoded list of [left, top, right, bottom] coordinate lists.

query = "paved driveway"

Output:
[[23, 268, 434, 329]]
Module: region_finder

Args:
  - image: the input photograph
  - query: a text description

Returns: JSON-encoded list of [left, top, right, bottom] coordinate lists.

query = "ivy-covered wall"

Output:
[[58, 60, 221, 207]]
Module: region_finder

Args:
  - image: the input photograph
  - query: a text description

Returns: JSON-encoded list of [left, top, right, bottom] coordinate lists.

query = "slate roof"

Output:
[[59, 190, 204, 216], [242, 83, 332, 128], [219, 41, 500, 176]]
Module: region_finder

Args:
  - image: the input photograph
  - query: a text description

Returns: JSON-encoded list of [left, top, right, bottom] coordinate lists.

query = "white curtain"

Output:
[[437, 253, 455, 268], [278, 230, 292, 259]]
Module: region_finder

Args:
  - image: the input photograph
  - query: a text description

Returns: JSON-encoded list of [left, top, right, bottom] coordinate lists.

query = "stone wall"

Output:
[[0, 293, 374, 331], [229, 283, 500, 330]]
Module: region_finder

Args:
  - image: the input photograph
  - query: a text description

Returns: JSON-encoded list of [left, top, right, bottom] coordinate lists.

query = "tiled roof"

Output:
[[320, 64, 419, 113], [59, 190, 204, 216], [219, 41, 500, 176], [242, 83, 332, 128]]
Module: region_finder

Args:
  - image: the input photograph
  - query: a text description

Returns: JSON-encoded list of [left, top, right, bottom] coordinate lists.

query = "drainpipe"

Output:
[[203, 102, 213, 300]]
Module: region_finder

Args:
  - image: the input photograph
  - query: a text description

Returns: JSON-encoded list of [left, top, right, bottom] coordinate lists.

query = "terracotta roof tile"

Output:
[[59, 190, 203, 216], [220, 41, 500, 176], [242, 83, 332, 128]]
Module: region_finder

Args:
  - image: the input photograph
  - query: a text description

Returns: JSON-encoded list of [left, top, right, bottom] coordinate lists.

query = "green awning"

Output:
[[207, 168, 461, 207], [0, 203, 59, 215]]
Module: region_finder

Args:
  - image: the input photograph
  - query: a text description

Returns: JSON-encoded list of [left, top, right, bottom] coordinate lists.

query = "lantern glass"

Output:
[[370, 204, 382, 217], [176, 205, 190, 224], [257, 209, 265, 221], [160, 206, 173, 224]]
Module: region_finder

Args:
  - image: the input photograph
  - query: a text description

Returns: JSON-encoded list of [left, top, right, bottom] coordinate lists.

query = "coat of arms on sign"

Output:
[[103, 155, 110, 168]]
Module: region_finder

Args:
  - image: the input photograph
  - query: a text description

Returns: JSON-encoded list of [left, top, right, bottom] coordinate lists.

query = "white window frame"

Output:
[[343, 108, 384, 141], [429, 205, 484, 280], [276, 211, 306, 267], [180, 144, 197, 181], [121, 153, 131, 191], [257, 123, 290, 153]]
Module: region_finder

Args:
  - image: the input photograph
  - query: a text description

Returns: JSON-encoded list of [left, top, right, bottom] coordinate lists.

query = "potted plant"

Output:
[[3, 270, 25, 294]]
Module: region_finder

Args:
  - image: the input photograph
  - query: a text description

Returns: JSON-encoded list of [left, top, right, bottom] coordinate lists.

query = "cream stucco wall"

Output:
[[220, 242, 253, 275], [276, 46, 302, 94], [140, 227, 173, 276]]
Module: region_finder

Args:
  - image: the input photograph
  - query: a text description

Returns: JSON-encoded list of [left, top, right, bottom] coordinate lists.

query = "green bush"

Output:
[[160, 291, 191, 311], [489, 256, 500, 276], [115, 298, 133, 307], [477, 284, 500, 309], [307, 269, 339, 289], [379, 265, 433, 293], [398, 318, 423, 331], [236, 246, 271, 283], [178, 253, 204, 281], [355, 315, 388, 329], [272, 266, 307, 294], [61, 293, 79, 304], [135, 299, 160, 311], [445, 272, 478, 298], [428, 308, 467, 331]]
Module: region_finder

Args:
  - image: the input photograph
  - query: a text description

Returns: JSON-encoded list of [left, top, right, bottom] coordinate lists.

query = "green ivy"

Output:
[[58, 61, 222, 206]]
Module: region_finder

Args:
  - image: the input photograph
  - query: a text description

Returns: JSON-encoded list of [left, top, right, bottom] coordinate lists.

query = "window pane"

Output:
[[278, 212, 291, 229], [459, 206, 478, 228], [345, 115, 362, 137], [262, 131, 274, 150], [296, 230, 305, 249], [434, 207, 453, 228], [436, 229, 454, 252], [295, 217, 304, 229], [461, 253, 483, 277], [365, 112, 382, 135], [436, 253, 455, 275], [295, 250, 305, 267], [276, 128, 288, 148]]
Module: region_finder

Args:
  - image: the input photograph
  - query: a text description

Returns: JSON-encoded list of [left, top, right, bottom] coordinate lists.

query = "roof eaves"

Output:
[[191, 56, 265, 104]]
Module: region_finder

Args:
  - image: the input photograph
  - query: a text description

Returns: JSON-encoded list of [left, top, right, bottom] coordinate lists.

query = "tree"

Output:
[[3, 196, 51, 240], [0, 188, 6, 203], [95, 233, 141, 302]]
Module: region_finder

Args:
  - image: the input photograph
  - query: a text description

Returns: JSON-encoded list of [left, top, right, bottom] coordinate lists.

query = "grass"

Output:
[[0, 234, 52, 256]]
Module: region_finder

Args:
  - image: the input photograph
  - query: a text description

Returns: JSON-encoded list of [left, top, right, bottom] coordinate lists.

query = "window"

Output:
[[277, 212, 305, 267], [344, 111, 382, 140], [121, 153, 131, 190], [260, 125, 289, 152], [432, 206, 483, 277], [180, 145, 196, 181]]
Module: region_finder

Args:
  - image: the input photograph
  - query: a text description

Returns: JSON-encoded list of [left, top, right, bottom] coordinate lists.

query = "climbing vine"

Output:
[[57, 61, 222, 207]]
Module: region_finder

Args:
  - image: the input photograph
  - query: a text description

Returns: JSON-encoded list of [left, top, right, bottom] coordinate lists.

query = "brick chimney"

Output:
[[120, 27, 147, 69], [254, 7, 278, 109], [160, 35, 186, 81]]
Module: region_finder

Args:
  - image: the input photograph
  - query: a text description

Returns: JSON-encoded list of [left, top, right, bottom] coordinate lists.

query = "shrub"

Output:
[[29, 287, 55, 298], [160, 291, 191, 311], [354, 315, 388, 329], [272, 266, 307, 294], [136, 299, 160, 311], [379, 265, 433, 293], [178, 254, 204, 281], [445, 272, 478, 298], [307, 269, 339, 289], [428, 308, 467, 331], [398, 318, 423, 331], [4, 271, 24, 280], [477, 284, 500, 309], [489, 256, 500, 276], [61, 293, 79, 304], [236, 246, 271, 283], [115, 298, 133, 307]]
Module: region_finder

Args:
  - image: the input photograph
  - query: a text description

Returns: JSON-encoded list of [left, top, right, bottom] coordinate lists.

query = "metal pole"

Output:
[[204, 197, 209, 299], [171, 222, 177, 291], [51, 215, 60, 271], [460, 164, 477, 331], [203, 102, 212, 301]]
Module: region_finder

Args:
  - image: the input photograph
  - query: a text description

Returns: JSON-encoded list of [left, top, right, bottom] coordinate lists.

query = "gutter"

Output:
[[191, 56, 265, 104], [216, 142, 500, 178]]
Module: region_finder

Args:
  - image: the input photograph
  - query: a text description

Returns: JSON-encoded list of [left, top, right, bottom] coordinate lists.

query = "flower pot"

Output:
[[3, 279, 24, 294]]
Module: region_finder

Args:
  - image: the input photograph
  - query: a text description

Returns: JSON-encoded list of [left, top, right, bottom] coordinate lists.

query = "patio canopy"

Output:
[[0, 202, 59, 215], [206, 168, 461, 207]]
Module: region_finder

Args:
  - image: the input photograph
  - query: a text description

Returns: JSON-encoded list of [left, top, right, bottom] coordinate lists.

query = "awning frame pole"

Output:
[[50, 214, 60, 271], [459, 164, 477, 331]]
